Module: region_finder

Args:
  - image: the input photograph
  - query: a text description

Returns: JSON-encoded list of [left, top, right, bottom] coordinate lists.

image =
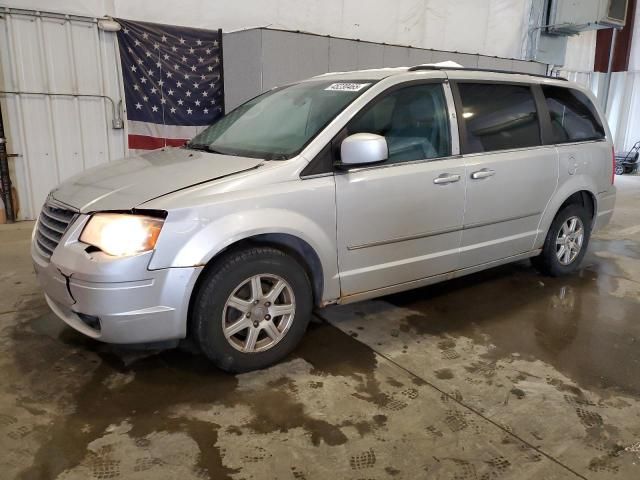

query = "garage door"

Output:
[[0, 7, 126, 220]]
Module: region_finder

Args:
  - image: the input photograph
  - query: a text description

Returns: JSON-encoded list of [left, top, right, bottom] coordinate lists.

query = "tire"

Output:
[[615, 164, 624, 175], [192, 246, 313, 373], [531, 204, 591, 277]]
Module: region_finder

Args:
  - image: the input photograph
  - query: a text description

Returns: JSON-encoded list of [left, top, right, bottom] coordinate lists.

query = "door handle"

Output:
[[433, 173, 461, 185], [471, 168, 495, 180]]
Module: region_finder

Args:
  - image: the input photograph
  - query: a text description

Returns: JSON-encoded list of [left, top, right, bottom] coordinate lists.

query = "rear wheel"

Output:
[[531, 204, 591, 277], [192, 247, 312, 372], [615, 164, 624, 175]]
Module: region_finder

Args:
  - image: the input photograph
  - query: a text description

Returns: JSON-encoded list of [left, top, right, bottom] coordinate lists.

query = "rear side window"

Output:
[[541, 86, 605, 143], [346, 83, 451, 163], [457, 83, 541, 153]]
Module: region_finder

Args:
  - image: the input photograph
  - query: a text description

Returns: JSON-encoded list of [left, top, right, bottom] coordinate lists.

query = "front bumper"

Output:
[[31, 216, 202, 344]]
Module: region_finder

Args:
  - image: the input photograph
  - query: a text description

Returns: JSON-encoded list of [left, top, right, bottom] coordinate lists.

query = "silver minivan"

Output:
[[32, 65, 616, 372]]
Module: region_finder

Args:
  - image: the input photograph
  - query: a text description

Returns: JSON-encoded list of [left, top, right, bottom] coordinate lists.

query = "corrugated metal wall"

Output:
[[223, 28, 549, 110], [0, 7, 125, 220]]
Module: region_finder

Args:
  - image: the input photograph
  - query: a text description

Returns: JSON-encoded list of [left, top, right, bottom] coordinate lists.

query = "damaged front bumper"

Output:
[[31, 215, 202, 344]]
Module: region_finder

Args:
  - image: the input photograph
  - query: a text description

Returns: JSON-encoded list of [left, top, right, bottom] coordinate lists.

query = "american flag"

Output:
[[116, 19, 224, 150]]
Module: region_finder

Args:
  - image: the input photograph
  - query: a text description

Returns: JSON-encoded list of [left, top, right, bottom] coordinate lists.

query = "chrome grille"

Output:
[[35, 200, 77, 260]]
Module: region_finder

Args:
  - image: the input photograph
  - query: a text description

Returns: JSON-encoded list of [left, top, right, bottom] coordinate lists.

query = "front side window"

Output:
[[458, 83, 541, 153], [188, 80, 374, 159], [345, 83, 451, 163], [542, 86, 605, 143]]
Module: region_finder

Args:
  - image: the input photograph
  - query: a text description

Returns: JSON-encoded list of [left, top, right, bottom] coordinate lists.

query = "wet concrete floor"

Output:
[[1, 176, 640, 479]]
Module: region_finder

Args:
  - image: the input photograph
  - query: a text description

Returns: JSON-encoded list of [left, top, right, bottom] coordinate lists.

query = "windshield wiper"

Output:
[[185, 143, 230, 155]]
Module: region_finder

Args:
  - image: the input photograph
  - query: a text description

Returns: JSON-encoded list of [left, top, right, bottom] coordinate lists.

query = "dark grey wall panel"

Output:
[[329, 38, 358, 72], [223, 28, 549, 111], [477, 56, 515, 71], [408, 48, 434, 66], [261, 30, 329, 90], [383, 45, 410, 67], [222, 29, 262, 111], [356, 42, 384, 69]]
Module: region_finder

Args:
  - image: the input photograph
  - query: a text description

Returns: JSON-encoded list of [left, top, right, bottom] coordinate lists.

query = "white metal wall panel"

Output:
[[0, 8, 125, 220]]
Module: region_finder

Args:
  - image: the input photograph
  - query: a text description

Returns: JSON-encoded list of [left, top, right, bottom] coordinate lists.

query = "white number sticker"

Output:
[[325, 82, 371, 92]]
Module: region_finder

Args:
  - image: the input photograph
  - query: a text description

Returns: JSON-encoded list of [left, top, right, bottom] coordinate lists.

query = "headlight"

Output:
[[80, 213, 164, 257]]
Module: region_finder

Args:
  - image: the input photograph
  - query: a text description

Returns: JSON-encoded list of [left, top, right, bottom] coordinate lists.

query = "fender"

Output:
[[149, 207, 340, 301]]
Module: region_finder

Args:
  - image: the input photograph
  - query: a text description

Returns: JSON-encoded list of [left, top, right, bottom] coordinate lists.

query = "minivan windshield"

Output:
[[187, 80, 375, 159]]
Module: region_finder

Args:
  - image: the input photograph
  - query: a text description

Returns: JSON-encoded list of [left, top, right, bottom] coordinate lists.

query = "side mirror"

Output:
[[339, 133, 388, 167]]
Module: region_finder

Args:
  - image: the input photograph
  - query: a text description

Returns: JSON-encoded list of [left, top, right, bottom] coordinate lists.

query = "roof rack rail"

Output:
[[407, 65, 567, 81]]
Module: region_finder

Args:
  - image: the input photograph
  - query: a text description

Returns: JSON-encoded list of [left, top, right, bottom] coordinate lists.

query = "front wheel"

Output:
[[531, 204, 591, 277], [615, 164, 624, 175], [192, 247, 313, 372]]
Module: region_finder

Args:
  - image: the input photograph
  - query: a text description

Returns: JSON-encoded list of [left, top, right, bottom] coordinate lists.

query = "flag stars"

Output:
[[171, 45, 178, 52], [181, 55, 187, 62], [196, 39, 202, 46], [145, 51, 152, 57], [158, 80, 164, 86], [137, 58, 144, 65], [163, 53, 169, 60], [173, 64, 180, 70], [153, 42, 160, 50], [170, 107, 176, 113], [156, 61, 161, 68], [190, 65, 197, 72], [207, 66, 214, 72], [160, 98, 167, 104], [187, 108, 193, 114], [178, 99, 184, 105], [179, 37, 186, 44], [168, 89, 175, 95], [142, 32, 149, 39], [134, 39, 141, 46], [189, 47, 195, 54], [205, 48, 211, 54], [140, 77, 147, 84], [152, 105, 158, 112], [151, 87, 157, 94], [185, 90, 192, 97], [204, 108, 209, 114], [135, 102, 142, 109], [133, 84, 140, 91], [184, 73, 190, 79], [131, 65, 137, 72], [200, 74, 206, 80], [198, 56, 204, 63], [202, 90, 208, 97], [195, 100, 201, 106], [213, 40, 219, 47], [176, 81, 183, 88], [123, 28, 129, 34], [143, 95, 149, 101], [161, 34, 167, 42], [193, 82, 199, 89], [166, 72, 173, 78]]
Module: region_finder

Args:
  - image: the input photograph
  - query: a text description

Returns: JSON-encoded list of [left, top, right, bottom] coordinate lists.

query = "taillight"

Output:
[[611, 146, 615, 184]]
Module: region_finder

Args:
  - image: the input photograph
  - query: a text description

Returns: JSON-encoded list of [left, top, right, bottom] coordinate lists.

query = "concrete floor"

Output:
[[1, 177, 640, 480]]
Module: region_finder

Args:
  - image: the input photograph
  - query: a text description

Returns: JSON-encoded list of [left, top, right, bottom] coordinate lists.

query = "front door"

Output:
[[335, 82, 466, 296]]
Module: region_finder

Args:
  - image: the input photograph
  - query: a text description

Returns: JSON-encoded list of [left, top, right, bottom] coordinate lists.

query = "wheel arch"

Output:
[[535, 185, 597, 249], [185, 232, 328, 341]]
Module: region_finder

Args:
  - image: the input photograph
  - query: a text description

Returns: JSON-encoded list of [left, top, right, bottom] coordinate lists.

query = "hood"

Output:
[[51, 148, 264, 212]]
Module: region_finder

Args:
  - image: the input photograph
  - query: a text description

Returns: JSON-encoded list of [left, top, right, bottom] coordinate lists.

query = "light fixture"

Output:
[[463, 112, 474, 119], [97, 18, 122, 32]]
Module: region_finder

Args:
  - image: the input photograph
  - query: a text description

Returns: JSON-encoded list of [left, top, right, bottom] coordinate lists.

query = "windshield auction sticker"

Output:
[[325, 82, 371, 92]]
